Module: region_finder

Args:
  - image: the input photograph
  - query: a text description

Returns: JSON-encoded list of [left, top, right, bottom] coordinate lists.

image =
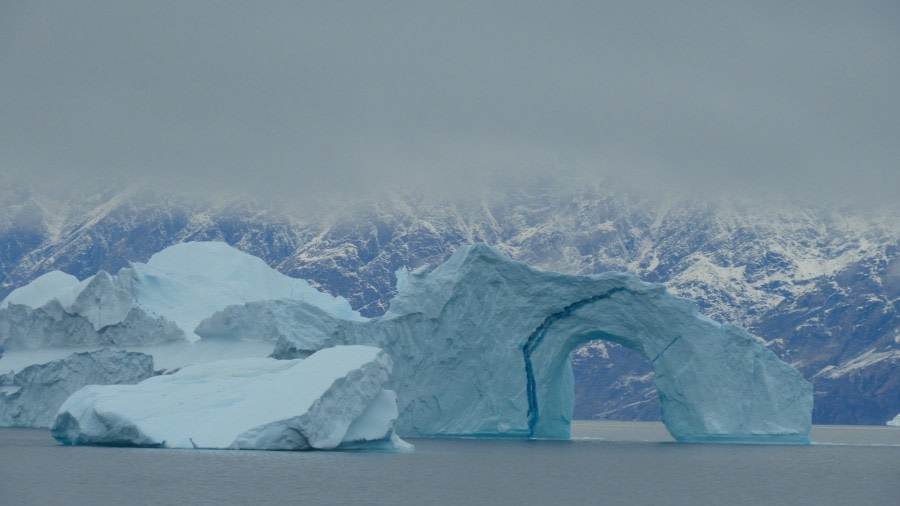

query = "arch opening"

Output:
[[571, 341, 659, 423], [520, 287, 811, 443], [525, 325, 668, 439]]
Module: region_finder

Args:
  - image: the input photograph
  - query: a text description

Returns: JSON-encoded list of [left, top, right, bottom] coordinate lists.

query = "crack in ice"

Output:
[[650, 334, 683, 364], [522, 287, 627, 437]]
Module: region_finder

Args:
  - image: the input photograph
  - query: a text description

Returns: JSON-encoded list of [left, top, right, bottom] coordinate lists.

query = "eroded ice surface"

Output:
[[52, 346, 411, 451], [200, 244, 813, 442]]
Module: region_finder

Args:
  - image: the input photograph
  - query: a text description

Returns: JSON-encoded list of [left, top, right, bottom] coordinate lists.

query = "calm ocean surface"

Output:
[[2, 421, 898, 505]]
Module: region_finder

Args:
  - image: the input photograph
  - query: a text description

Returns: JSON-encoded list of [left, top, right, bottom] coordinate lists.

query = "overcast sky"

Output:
[[1, 1, 898, 203]]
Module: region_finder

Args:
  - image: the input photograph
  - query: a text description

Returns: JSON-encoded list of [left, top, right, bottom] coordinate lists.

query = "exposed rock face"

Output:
[[202, 244, 813, 442], [0, 349, 155, 428]]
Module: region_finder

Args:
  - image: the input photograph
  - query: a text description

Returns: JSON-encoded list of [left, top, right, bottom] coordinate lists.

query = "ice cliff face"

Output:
[[202, 244, 812, 442], [52, 346, 411, 451], [0, 349, 154, 428]]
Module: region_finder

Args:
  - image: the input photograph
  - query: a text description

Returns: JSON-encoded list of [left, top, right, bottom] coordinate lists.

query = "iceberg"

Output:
[[200, 244, 813, 442], [3, 241, 812, 443], [0, 242, 361, 351], [888, 414, 900, 427], [0, 349, 154, 428], [0, 271, 81, 310], [0, 293, 185, 350], [52, 345, 411, 451], [0, 242, 367, 430], [120, 242, 363, 339]]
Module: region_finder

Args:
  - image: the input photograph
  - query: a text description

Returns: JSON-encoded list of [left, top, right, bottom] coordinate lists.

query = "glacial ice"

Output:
[[200, 244, 813, 442], [122, 242, 363, 338], [4, 241, 812, 443], [0, 243, 369, 431], [52, 345, 412, 451], [0, 241, 361, 350], [0, 349, 155, 428]]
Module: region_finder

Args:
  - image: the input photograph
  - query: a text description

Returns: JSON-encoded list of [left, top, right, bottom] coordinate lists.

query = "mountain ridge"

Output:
[[1, 182, 896, 424]]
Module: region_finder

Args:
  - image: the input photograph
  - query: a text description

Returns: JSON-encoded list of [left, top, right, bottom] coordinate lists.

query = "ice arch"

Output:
[[524, 288, 811, 441], [198, 244, 813, 442]]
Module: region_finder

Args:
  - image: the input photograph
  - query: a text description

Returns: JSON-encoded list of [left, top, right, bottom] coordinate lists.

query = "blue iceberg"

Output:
[[199, 244, 813, 443]]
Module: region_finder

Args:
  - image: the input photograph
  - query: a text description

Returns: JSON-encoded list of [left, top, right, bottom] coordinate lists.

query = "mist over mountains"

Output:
[[1, 180, 897, 425]]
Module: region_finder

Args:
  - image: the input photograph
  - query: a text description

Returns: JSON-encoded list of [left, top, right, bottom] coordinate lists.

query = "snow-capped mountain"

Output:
[[1, 181, 897, 425]]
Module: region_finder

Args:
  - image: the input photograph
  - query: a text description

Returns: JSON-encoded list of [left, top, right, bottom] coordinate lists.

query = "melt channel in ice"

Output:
[[52, 345, 411, 451], [199, 243, 813, 443]]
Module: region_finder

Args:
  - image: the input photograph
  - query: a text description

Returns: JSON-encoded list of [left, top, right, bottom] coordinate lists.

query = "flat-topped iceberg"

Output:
[[52, 345, 411, 451], [201, 244, 813, 442], [0, 241, 361, 350]]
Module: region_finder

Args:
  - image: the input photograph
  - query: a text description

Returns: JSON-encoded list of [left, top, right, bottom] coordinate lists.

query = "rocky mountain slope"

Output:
[[1, 182, 896, 425]]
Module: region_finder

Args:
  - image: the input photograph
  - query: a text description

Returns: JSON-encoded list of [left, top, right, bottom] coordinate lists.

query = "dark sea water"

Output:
[[2, 422, 898, 506]]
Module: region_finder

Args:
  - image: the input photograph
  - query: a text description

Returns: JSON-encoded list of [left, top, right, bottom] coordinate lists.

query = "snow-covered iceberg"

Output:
[[201, 244, 813, 442], [0, 349, 154, 428], [0, 242, 361, 350], [52, 345, 411, 451]]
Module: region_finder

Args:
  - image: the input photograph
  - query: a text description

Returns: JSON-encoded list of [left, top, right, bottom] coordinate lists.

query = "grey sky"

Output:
[[1, 1, 898, 202]]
